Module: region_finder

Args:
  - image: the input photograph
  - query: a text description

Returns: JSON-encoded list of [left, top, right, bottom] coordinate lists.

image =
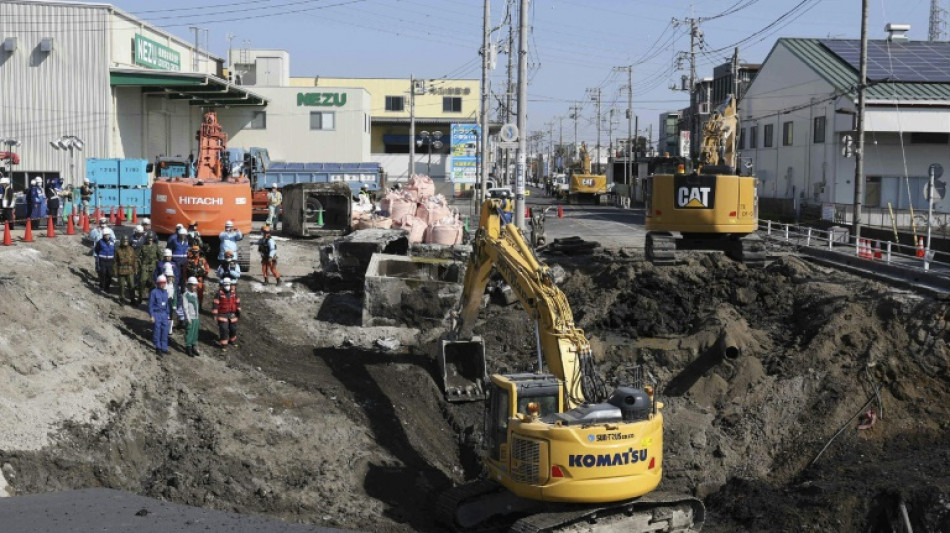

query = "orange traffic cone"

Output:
[[916, 237, 925, 258], [109, 206, 116, 225], [115, 205, 123, 227], [46, 216, 55, 238], [66, 212, 76, 235], [2, 221, 12, 246], [557, 205, 564, 218], [131, 206, 138, 224], [873, 240, 882, 260], [81, 212, 90, 233], [23, 219, 33, 242]]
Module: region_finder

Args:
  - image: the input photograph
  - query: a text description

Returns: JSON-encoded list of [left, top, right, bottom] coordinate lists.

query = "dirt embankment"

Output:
[[1, 236, 949, 532]]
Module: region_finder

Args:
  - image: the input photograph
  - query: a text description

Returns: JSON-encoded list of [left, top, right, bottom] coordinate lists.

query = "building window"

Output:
[[738, 127, 745, 150], [385, 96, 405, 112], [750, 126, 758, 149], [782, 121, 794, 146], [247, 111, 266, 130], [911, 132, 950, 144], [763, 124, 774, 148], [310, 111, 335, 131], [443, 97, 462, 113], [813, 116, 826, 143]]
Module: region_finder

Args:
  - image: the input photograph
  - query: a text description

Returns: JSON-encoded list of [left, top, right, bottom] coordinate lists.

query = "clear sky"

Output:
[[109, 0, 934, 149]]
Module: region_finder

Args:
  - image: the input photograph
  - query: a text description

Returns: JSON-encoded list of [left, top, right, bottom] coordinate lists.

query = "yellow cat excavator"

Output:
[[436, 199, 704, 532], [645, 96, 764, 265]]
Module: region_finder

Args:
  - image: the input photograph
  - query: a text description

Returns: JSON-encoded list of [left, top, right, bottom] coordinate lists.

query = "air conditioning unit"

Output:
[[698, 102, 710, 114]]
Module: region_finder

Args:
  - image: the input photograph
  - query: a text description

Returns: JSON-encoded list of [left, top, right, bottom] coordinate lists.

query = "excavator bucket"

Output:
[[440, 338, 487, 402]]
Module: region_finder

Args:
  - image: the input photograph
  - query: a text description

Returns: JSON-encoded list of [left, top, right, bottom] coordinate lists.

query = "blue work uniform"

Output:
[[94, 237, 116, 291], [218, 229, 243, 261], [217, 261, 241, 285], [148, 286, 171, 353], [166, 233, 191, 279]]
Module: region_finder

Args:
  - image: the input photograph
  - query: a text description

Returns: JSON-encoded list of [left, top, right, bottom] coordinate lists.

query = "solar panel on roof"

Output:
[[820, 39, 950, 83]]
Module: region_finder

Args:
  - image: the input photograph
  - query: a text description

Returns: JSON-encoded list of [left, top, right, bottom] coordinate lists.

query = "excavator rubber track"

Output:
[[645, 232, 677, 265], [438, 480, 705, 533], [509, 492, 705, 533]]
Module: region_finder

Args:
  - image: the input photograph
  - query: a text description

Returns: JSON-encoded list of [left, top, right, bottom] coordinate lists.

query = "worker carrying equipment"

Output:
[[435, 198, 704, 532]]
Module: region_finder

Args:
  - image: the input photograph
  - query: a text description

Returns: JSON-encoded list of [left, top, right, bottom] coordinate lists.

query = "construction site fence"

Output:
[[758, 219, 950, 274]]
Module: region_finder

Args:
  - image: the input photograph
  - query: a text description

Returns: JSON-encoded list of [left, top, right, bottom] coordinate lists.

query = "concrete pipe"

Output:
[[719, 331, 741, 360]]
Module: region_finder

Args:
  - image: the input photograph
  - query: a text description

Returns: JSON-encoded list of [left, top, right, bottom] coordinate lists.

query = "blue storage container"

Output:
[[83, 158, 152, 215]]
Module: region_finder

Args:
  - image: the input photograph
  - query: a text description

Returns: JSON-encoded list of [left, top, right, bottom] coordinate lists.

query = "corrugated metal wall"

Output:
[[0, 2, 111, 186]]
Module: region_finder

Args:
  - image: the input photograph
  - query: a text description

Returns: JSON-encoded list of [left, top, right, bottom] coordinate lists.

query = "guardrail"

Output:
[[758, 219, 949, 275]]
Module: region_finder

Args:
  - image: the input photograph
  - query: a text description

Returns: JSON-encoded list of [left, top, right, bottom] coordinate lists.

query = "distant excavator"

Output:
[[436, 198, 704, 532], [644, 96, 764, 265], [567, 142, 610, 205]]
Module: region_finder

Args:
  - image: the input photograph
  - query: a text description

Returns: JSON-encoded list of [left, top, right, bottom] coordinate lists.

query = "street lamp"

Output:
[[415, 130, 443, 176], [50, 135, 83, 187]]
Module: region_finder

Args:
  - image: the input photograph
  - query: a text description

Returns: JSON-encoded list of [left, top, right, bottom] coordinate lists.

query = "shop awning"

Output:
[[110, 68, 267, 107]]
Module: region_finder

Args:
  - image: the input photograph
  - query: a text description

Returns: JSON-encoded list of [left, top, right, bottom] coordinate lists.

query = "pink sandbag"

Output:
[[408, 174, 435, 199], [417, 196, 451, 225], [401, 215, 428, 244], [356, 215, 393, 230], [425, 215, 463, 245], [388, 196, 417, 223]]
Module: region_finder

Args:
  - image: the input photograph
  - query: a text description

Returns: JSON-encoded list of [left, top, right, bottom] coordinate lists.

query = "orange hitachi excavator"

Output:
[[151, 110, 252, 267]]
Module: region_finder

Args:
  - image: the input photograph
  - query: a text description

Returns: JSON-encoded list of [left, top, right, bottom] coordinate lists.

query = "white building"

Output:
[[740, 27, 950, 216], [0, 0, 370, 188]]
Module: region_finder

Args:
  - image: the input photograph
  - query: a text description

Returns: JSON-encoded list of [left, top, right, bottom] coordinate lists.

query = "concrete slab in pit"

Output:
[[362, 253, 464, 328], [320, 229, 409, 279]]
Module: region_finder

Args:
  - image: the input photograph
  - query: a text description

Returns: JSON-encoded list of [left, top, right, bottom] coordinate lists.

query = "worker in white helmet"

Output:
[[148, 275, 172, 356], [139, 217, 158, 244], [79, 178, 94, 215], [266, 183, 283, 231], [218, 219, 243, 261], [0, 177, 13, 224], [182, 277, 201, 357]]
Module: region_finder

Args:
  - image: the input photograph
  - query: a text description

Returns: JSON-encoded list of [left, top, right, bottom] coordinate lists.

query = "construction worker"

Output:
[[266, 184, 282, 231], [131, 225, 146, 250], [137, 233, 163, 301], [182, 277, 201, 357], [44, 177, 61, 226], [0, 177, 13, 224], [217, 250, 241, 286], [212, 277, 241, 350], [186, 221, 209, 256], [184, 244, 211, 307], [154, 249, 180, 309], [89, 217, 109, 272], [94, 227, 116, 292], [256, 225, 282, 285], [79, 178, 94, 215], [218, 220, 243, 261], [148, 275, 172, 357], [26, 177, 44, 223], [140, 217, 159, 245], [115, 235, 139, 305], [166, 226, 190, 284]]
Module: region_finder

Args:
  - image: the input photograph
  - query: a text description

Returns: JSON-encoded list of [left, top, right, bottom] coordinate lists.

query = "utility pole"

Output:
[[672, 16, 702, 160], [479, 0, 491, 206], [854, 0, 869, 249], [587, 87, 602, 173], [409, 74, 416, 179], [558, 115, 564, 172], [616, 66, 633, 187], [930, 0, 947, 41], [514, 0, 529, 230], [569, 102, 581, 165], [189, 26, 200, 71], [607, 109, 615, 161], [504, 4, 515, 187], [732, 47, 740, 165]]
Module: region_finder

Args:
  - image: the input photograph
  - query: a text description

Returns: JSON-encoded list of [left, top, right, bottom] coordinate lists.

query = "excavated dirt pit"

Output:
[[0, 235, 949, 532]]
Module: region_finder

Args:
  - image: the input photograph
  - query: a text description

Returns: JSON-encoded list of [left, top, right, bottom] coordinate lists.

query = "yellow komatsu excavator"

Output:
[[645, 96, 764, 265], [436, 199, 704, 532]]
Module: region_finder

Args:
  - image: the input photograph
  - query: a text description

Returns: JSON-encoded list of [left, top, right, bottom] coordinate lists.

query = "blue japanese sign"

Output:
[[449, 124, 480, 184]]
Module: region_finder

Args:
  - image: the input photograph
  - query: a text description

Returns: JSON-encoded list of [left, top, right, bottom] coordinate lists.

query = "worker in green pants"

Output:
[[182, 277, 201, 357]]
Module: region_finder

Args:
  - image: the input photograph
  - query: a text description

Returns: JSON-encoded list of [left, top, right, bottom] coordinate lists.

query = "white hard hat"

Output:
[[0, 178, 8, 185], [271, 183, 278, 188], [176, 223, 184, 230], [142, 218, 151, 224], [225, 220, 234, 227], [186, 276, 199, 285], [134, 225, 144, 233], [34, 176, 41, 183], [102, 228, 113, 237], [156, 275, 167, 284], [99, 217, 108, 224], [163, 249, 173, 257], [163, 264, 175, 277], [177, 227, 187, 235], [83, 178, 90, 183], [221, 277, 232, 285]]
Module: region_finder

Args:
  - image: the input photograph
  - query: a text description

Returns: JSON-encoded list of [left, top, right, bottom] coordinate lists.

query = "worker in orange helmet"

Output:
[[184, 244, 211, 307]]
